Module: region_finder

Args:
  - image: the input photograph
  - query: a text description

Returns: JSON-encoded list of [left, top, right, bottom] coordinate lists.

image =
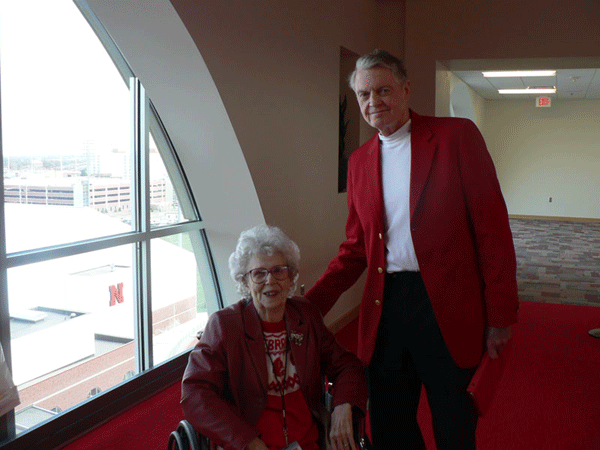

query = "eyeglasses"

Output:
[[245, 265, 293, 284]]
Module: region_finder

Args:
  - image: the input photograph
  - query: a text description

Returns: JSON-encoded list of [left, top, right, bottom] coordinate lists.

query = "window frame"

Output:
[[0, 0, 223, 446]]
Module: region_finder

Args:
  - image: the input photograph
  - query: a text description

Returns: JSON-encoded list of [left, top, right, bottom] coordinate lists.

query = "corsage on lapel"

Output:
[[289, 330, 304, 346]]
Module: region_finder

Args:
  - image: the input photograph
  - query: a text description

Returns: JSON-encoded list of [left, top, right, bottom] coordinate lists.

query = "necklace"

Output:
[[263, 326, 291, 446]]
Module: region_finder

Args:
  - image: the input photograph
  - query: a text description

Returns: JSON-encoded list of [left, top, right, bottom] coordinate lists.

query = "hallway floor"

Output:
[[510, 218, 600, 306]]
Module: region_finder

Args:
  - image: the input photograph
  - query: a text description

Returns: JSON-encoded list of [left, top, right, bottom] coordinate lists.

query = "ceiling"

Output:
[[442, 58, 600, 100]]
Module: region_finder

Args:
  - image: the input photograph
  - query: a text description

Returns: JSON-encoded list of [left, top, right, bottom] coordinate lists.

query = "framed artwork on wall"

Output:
[[338, 47, 361, 193]]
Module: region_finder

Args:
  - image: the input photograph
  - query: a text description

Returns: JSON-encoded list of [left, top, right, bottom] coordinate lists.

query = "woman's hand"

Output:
[[246, 437, 269, 450], [330, 402, 356, 450]]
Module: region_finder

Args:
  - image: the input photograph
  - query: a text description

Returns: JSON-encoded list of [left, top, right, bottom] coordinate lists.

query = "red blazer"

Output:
[[181, 297, 368, 450], [306, 111, 519, 369]]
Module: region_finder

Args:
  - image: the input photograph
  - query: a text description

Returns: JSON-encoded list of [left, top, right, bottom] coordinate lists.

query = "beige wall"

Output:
[[169, 0, 405, 322], [435, 66, 599, 220], [405, 0, 600, 115], [408, 0, 600, 221], [484, 99, 600, 219]]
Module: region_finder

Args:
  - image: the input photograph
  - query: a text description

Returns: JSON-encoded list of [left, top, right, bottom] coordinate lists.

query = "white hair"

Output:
[[348, 49, 408, 91], [228, 224, 300, 299]]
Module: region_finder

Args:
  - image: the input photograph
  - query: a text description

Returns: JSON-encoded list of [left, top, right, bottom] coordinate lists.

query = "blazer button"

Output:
[[375, 300, 382, 306], [378, 267, 383, 273], [378, 233, 383, 239]]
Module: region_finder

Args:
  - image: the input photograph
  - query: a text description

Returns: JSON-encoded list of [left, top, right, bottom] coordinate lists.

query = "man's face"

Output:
[[354, 67, 411, 137]]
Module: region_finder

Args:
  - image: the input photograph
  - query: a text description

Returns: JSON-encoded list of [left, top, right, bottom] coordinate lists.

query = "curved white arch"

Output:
[[86, 0, 264, 303]]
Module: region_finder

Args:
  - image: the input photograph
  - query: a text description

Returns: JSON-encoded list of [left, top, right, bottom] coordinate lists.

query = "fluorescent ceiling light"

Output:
[[483, 70, 556, 78], [498, 87, 557, 94]]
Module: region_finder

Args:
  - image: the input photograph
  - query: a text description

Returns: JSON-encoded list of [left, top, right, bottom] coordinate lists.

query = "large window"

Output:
[[0, 0, 221, 443]]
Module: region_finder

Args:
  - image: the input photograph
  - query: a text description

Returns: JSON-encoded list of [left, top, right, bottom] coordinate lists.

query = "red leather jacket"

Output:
[[181, 297, 368, 450]]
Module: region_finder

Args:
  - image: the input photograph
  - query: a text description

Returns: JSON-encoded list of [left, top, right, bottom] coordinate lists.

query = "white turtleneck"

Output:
[[380, 120, 420, 272]]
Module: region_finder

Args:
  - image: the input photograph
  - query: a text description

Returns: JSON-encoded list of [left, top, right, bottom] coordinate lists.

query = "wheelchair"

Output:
[[169, 381, 371, 449], [167, 419, 211, 450], [167, 417, 371, 450]]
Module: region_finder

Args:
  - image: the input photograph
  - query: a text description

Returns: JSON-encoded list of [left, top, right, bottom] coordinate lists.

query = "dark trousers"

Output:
[[367, 272, 478, 450]]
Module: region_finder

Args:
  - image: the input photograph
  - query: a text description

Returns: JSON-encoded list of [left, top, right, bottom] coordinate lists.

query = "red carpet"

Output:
[[61, 382, 183, 450], [62, 301, 600, 449], [417, 301, 600, 450]]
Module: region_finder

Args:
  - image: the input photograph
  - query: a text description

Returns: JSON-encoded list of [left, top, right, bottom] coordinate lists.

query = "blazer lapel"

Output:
[[410, 111, 436, 220], [243, 302, 269, 394], [363, 134, 386, 229]]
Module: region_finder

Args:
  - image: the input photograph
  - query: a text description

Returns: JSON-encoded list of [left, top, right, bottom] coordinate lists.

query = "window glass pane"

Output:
[[151, 233, 215, 365], [149, 134, 186, 227], [8, 244, 136, 434], [4, 203, 131, 255], [0, 0, 220, 441], [1, 0, 131, 253], [148, 112, 200, 223]]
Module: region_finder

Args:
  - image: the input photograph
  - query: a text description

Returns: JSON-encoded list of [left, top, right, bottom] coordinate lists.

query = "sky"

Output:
[[0, 0, 130, 157]]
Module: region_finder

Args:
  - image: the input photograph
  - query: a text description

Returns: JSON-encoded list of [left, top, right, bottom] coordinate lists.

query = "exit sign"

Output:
[[536, 96, 552, 107]]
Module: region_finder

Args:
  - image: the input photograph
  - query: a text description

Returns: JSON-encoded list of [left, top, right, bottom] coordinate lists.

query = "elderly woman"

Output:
[[181, 224, 368, 450]]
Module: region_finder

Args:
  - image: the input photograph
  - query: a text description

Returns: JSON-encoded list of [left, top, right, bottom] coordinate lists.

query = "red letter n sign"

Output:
[[109, 282, 125, 306]]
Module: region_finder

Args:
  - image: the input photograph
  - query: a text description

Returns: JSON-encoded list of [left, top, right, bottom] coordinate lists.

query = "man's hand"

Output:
[[330, 403, 356, 450], [486, 326, 511, 359]]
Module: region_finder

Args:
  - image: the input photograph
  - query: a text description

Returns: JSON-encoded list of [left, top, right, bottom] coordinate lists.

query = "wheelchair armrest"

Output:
[[167, 420, 210, 450]]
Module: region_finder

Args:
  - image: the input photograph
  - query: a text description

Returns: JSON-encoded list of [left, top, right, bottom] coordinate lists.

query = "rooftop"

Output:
[[10, 307, 86, 339]]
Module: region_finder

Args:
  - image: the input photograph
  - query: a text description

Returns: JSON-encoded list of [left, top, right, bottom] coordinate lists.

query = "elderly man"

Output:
[[305, 49, 518, 449]]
